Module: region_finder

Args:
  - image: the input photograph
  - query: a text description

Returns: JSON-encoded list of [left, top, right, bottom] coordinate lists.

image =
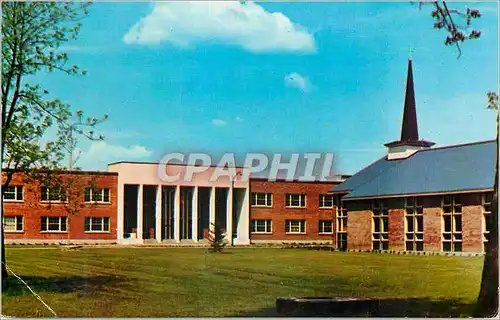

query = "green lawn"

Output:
[[1, 247, 483, 317]]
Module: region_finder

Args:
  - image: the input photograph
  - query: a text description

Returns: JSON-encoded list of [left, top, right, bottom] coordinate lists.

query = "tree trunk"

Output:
[[1, 155, 8, 283], [1, 204, 7, 284], [474, 109, 499, 317]]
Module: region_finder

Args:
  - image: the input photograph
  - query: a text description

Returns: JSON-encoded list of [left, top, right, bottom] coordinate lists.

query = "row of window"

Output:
[[3, 186, 111, 203], [371, 194, 492, 252], [251, 193, 339, 208], [251, 219, 335, 234], [3, 216, 110, 233]]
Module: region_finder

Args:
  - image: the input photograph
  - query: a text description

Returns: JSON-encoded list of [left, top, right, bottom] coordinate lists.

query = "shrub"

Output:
[[207, 223, 227, 253]]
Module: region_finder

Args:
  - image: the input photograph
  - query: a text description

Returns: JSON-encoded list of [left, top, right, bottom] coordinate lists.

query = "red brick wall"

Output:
[[347, 210, 372, 250], [249, 179, 341, 243], [422, 207, 442, 251], [2, 171, 117, 241], [388, 208, 405, 251], [462, 205, 483, 252], [344, 194, 488, 253]]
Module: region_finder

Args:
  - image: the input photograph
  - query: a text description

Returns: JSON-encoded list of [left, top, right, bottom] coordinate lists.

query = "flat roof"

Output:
[[2, 168, 118, 176], [107, 160, 245, 169]]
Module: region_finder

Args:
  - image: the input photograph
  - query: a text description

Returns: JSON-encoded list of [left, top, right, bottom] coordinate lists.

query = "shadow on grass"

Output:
[[376, 298, 475, 317], [238, 298, 475, 317], [237, 307, 282, 317], [2, 275, 126, 297], [205, 250, 233, 255]]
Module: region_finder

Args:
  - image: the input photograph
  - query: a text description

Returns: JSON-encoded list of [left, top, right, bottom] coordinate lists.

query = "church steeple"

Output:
[[385, 59, 435, 160], [400, 59, 419, 142]]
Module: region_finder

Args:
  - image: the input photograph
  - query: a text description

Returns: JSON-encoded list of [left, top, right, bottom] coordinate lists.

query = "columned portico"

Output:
[[209, 187, 216, 236], [155, 185, 162, 242], [109, 162, 250, 246], [233, 188, 250, 245], [225, 186, 233, 245], [192, 186, 199, 242], [174, 185, 181, 242], [137, 184, 143, 241]]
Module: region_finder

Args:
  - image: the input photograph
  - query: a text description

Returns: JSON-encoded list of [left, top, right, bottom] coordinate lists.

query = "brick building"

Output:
[[249, 178, 344, 245], [1, 59, 494, 251], [1, 166, 347, 245], [330, 59, 496, 253], [2, 170, 118, 244]]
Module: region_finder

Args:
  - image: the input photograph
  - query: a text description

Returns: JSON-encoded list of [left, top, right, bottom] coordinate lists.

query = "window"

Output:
[[336, 195, 348, 251], [3, 216, 23, 232], [286, 194, 306, 208], [251, 219, 272, 233], [483, 193, 493, 253], [319, 194, 334, 208], [405, 197, 424, 251], [442, 195, 462, 252], [3, 186, 23, 201], [84, 188, 111, 203], [84, 217, 110, 232], [40, 187, 67, 202], [251, 193, 272, 207], [372, 200, 389, 250], [286, 220, 306, 234], [319, 220, 333, 234], [41, 216, 67, 232]]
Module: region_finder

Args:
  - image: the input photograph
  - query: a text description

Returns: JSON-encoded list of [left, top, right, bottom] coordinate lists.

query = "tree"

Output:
[[1, 2, 106, 282], [475, 92, 499, 317], [21, 169, 102, 244], [207, 222, 228, 253], [425, 1, 482, 58], [420, 2, 498, 316]]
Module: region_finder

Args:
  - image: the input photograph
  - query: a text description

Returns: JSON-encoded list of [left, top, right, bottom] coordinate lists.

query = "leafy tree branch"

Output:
[[416, 1, 481, 58], [1, 1, 106, 282]]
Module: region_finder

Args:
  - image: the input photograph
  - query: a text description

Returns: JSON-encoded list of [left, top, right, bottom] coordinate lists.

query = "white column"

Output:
[[137, 184, 143, 241], [117, 181, 124, 241], [209, 187, 216, 236], [225, 187, 233, 245], [155, 185, 162, 243], [174, 185, 181, 242], [192, 186, 199, 242], [234, 188, 250, 245]]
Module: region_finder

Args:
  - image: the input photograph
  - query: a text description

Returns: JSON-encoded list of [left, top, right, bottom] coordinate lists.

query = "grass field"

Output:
[[1, 247, 484, 317]]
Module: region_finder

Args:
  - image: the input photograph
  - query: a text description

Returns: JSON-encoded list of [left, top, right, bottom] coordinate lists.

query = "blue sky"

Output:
[[33, 1, 499, 174]]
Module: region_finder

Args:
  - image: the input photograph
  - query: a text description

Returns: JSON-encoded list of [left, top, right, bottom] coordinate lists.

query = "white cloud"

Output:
[[212, 118, 227, 126], [235, 116, 244, 122], [77, 141, 153, 170], [123, 1, 316, 53], [284, 72, 311, 92]]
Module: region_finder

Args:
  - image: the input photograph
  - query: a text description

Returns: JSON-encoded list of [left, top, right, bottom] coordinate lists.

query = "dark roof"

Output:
[[249, 177, 347, 183], [329, 156, 402, 193], [384, 139, 435, 148], [330, 140, 496, 199], [107, 161, 245, 169]]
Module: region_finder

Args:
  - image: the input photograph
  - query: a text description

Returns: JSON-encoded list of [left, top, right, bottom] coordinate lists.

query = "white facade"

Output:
[[386, 144, 430, 160], [107, 162, 250, 245]]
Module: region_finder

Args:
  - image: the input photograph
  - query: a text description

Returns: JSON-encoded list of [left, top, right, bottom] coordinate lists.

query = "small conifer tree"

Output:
[[207, 222, 227, 253]]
